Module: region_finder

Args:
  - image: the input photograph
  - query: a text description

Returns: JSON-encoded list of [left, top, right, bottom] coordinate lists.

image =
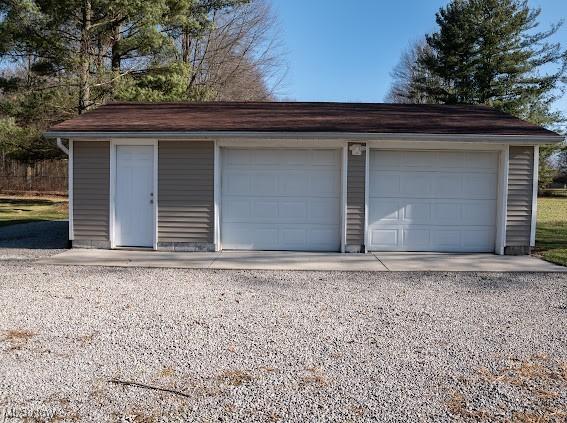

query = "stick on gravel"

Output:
[[108, 379, 192, 399]]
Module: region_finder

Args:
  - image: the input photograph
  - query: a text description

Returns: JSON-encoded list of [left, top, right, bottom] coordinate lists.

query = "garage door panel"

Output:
[[313, 149, 340, 165], [461, 229, 494, 248], [370, 173, 401, 195], [310, 227, 340, 245], [462, 203, 497, 226], [403, 228, 430, 247], [465, 151, 499, 169], [253, 200, 278, 219], [462, 174, 498, 198], [281, 228, 306, 245], [222, 149, 341, 251], [311, 198, 340, 222], [224, 197, 339, 224], [278, 173, 311, 196], [439, 151, 466, 168], [433, 230, 461, 248], [434, 175, 463, 197], [311, 170, 341, 194], [372, 150, 402, 169], [400, 173, 433, 196], [369, 199, 400, 222], [252, 173, 278, 194], [224, 171, 251, 194], [369, 149, 498, 252], [432, 203, 461, 223], [370, 198, 496, 227], [223, 199, 251, 219], [222, 223, 340, 251], [279, 200, 307, 220], [404, 202, 431, 223], [403, 150, 437, 167], [369, 228, 399, 248], [369, 225, 495, 252]]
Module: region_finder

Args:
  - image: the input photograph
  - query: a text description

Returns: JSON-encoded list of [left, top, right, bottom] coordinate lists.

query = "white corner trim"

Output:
[[364, 144, 369, 253], [68, 140, 74, 241], [530, 146, 539, 247], [214, 142, 221, 251], [496, 146, 510, 255], [341, 145, 348, 253]]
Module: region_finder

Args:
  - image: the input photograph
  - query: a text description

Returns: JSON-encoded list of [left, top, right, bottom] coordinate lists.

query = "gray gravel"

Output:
[[0, 225, 566, 421]]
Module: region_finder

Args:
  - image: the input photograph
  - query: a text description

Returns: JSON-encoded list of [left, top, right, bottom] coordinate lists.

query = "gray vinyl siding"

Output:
[[346, 143, 366, 251], [506, 146, 534, 248], [158, 141, 214, 244], [72, 141, 110, 241]]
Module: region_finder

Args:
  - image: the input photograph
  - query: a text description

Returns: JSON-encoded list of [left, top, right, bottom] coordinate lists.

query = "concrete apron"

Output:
[[36, 249, 567, 272]]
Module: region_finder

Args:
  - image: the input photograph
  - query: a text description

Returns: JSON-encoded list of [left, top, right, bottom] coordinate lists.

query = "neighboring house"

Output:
[[45, 102, 563, 255]]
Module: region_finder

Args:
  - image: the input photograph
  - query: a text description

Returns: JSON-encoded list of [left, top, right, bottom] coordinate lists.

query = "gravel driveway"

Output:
[[0, 223, 566, 422]]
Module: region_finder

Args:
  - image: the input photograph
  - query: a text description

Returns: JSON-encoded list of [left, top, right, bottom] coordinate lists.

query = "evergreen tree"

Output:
[[386, 0, 566, 189], [418, 0, 567, 120]]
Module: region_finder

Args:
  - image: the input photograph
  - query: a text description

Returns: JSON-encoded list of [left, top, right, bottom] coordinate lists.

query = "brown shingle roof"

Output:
[[48, 101, 560, 137]]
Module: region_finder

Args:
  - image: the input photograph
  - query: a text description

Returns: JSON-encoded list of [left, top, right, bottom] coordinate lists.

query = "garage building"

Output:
[[45, 102, 563, 255]]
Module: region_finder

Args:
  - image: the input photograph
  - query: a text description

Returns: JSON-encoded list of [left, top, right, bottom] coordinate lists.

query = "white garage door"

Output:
[[368, 150, 499, 252], [221, 149, 341, 251]]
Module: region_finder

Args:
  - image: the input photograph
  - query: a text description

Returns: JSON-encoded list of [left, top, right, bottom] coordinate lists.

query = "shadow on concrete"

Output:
[[0, 220, 69, 250]]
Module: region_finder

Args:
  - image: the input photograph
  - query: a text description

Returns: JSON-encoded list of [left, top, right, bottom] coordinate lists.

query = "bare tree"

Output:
[[385, 39, 442, 104], [183, 0, 287, 101]]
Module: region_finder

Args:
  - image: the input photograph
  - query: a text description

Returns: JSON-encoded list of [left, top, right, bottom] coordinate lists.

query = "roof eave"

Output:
[[43, 131, 565, 144]]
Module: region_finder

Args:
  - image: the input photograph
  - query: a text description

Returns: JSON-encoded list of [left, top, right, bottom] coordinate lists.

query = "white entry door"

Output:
[[221, 148, 341, 251], [115, 145, 154, 247], [368, 150, 499, 252]]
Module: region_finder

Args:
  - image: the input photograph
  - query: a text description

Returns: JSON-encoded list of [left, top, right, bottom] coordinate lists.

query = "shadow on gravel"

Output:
[[0, 220, 69, 249]]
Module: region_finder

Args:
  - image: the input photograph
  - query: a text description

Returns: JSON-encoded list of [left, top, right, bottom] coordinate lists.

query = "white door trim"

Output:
[[110, 139, 158, 250], [364, 145, 370, 253], [214, 142, 221, 251], [153, 141, 159, 250], [68, 139, 74, 241], [340, 145, 348, 253], [530, 145, 539, 247], [496, 147, 509, 255], [367, 144, 508, 254]]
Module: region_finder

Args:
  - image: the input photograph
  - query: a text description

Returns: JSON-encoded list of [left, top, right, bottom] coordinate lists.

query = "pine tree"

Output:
[[419, 0, 567, 121], [386, 0, 567, 189]]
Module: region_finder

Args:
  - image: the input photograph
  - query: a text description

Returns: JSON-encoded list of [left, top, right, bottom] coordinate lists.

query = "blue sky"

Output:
[[270, 0, 567, 112]]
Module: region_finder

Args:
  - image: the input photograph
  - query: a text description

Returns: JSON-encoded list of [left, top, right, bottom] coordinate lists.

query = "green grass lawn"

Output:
[[0, 196, 68, 227], [536, 197, 567, 266]]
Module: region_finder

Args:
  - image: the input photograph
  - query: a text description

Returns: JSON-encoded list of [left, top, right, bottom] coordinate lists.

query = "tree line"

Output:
[[386, 0, 567, 188], [1, 0, 566, 187], [0, 0, 285, 162]]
